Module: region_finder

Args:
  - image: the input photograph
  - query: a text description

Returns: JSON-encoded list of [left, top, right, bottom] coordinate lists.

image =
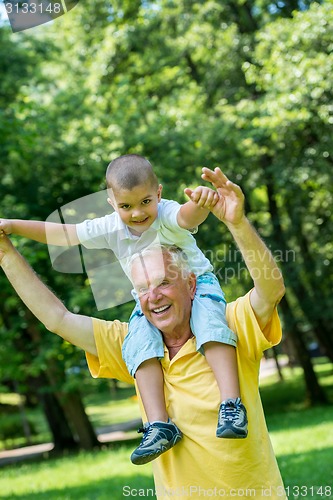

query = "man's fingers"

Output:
[[201, 167, 229, 188], [225, 180, 244, 198], [214, 167, 229, 182], [202, 168, 242, 200]]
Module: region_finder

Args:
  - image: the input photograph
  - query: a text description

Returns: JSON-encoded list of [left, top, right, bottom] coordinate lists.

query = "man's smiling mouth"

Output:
[[153, 305, 170, 314]]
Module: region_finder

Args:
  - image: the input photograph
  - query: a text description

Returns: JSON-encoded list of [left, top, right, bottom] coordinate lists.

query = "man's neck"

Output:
[[163, 330, 194, 359]]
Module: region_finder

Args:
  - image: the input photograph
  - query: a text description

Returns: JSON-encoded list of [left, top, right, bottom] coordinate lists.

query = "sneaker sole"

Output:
[[131, 434, 182, 465], [216, 428, 248, 439]]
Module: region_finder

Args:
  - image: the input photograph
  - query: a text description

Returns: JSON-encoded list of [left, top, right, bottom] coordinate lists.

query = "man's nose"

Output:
[[148, 286, 162, 302]]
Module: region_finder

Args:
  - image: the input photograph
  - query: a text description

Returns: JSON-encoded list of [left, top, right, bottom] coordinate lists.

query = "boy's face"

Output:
[[108, 183, 163, 236]]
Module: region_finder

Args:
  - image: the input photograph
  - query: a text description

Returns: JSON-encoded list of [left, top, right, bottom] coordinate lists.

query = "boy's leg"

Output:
[[204, 342, 240, 402], [135, 358, 168, 422], [123, 303, 182, 465], [190, 273, 248, 439]]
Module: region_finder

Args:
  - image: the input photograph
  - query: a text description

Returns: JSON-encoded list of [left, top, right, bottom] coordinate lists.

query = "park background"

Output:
[[0, 0, 332, 498]]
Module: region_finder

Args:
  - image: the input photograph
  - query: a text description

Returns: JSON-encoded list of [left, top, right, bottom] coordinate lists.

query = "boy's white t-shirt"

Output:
[[76, 198, 213, 280]]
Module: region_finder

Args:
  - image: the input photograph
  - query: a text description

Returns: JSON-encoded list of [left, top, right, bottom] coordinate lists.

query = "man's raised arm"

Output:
[[202, 167, 285, 329], [0, 233, 97, 355]]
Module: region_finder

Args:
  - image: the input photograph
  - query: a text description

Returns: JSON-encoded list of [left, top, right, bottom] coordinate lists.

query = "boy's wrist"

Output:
[[188, 200, 210, 214], [185, 201, 210, 226]]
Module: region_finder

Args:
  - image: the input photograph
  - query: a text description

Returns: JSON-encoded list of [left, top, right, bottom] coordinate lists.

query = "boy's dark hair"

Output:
[[106, 154, 158, 191]]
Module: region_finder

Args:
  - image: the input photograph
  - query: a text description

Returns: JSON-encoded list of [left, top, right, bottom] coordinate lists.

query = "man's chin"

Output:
[[150, 315, 172, 331]]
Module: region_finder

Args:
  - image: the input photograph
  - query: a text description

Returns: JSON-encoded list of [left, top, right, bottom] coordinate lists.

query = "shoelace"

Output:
[[137, 424, 153, 444], [219, 401, 241, 422]]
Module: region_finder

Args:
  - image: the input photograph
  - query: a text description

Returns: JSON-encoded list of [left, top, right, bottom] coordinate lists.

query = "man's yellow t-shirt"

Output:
[[86, 291, 287, 499]]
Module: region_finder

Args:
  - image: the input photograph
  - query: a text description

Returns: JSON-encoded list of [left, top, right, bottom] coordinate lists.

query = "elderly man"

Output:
[[0, 168, 286, 499]]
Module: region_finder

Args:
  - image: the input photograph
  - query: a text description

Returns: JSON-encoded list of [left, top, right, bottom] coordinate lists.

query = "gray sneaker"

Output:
[[216, 397, 248, 439], [130, 419, 183, 465]]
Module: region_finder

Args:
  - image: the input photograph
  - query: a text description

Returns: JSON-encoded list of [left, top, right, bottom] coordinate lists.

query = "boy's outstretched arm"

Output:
[[0, 218, 79, 246], [177, 186, 219, 230]]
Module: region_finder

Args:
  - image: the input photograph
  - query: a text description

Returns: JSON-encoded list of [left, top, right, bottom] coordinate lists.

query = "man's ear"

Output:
[[157, 184, 163, 201], [188, 272, 197, 300]]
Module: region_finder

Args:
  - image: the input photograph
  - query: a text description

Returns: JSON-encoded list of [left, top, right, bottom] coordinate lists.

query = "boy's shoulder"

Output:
[[98, 211, 121, 224], [158, 198, 181, 218], [157, 198, 184, 231], [159, 198, 181, 209], [82, 211, 122, 230]]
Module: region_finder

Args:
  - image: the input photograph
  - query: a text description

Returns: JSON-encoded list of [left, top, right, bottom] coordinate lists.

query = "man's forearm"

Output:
[[0, 238, 97, 354], [226, 216, 285, 305], [1, 244, 69, 334], [201, 165, 285, 325]]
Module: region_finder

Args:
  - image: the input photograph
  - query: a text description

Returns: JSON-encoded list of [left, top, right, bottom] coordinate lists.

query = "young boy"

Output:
[[0, 154, 248, 465]]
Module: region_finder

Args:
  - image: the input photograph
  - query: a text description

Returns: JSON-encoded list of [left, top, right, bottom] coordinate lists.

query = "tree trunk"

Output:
[[45, 357, 100, 450], [265, 167, 333, 362], [57, 391, 100, 450], [279, 297, 328, 405], [0, 305, 78, 450], [272, 346, 284, 381], [227, 0, 258, 33], [282, 196, 333, 361], [29, 373, 78, 450], [25, 312, 100, 450], [13, 381, 33, 445]]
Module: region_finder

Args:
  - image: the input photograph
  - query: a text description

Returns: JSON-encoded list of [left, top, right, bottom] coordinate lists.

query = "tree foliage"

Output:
[[0, 0, 332, 447]]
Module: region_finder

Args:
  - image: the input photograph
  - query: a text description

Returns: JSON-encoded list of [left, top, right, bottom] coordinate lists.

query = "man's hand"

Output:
[[184, 186, 219, 210], [0, 232, 13, 265], [201, 167, 245, 225], [0, 219, 13, 235]]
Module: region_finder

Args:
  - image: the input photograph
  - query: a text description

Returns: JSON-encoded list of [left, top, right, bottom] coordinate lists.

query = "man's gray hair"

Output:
[[129, 244, 192, 281]]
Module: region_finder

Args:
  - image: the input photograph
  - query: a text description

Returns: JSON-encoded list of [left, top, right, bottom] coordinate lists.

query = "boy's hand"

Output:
[[184, 186, 219, 210], [201, 167, 245, 225], [0, 219, 13, 235]]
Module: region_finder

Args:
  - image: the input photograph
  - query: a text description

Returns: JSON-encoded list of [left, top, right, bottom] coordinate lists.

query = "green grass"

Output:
[[0, 359, 332, 499], [0, 406, 50, 451], [0, 445, 154, 499], [83, 384, 141, 427], [0, 382, 140, 451], [260, 359, 333, 495]]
